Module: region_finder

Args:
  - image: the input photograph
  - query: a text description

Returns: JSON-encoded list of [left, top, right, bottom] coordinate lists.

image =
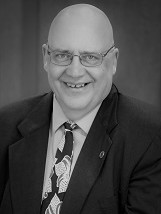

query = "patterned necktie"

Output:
[[41, 121, 77, 214]]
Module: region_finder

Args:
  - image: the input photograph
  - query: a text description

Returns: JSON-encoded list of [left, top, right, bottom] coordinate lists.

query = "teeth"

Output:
[[67, 83, 75, 88], [66, 83, 85, 88], [76, 84, 85, 88]]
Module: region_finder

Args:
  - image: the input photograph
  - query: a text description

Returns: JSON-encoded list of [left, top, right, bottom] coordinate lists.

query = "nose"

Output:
[[66, 55, 85, 77]]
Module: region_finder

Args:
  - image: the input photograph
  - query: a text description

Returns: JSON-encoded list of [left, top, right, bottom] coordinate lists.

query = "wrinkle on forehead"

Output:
[[48, 4, 114, 51]]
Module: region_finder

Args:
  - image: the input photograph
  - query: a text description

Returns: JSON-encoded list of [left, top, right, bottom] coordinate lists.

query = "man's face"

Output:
[[43, 13, 118, 120]]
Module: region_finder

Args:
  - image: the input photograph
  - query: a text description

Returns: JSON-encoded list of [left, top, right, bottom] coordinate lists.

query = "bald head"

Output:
[[48, 4, 114, 52]]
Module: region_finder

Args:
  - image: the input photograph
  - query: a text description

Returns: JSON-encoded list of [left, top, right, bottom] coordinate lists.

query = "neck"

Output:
[[62, 108, 90, 121]]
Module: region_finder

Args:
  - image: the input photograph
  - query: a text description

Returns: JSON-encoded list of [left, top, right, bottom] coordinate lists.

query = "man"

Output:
[[0, 4, 161, 214]]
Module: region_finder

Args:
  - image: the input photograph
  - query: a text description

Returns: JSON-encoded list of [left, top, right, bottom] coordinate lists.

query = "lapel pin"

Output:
[[99, 151, 105, 159]]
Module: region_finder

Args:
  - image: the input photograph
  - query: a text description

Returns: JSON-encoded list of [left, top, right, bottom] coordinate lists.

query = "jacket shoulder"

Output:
[[0, 93, 48, 123], [0, 93, 51, 144], [118, 93, 161, 138]]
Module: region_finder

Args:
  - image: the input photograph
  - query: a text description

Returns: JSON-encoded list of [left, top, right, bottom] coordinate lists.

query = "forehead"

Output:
[[48, 6, 113, 52]]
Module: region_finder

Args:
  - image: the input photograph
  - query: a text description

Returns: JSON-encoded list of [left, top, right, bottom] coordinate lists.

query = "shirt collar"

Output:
[[75, 103, 101, 134], [52, 95, 101, 135]]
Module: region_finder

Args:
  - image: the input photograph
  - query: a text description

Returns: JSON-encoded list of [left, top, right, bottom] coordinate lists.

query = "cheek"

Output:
[[95, 66, 113, 97], [101, 61, 114, 82], [46, 67, 61, 92], [96, 67, 112, 85], [47, 65, 63, 81]]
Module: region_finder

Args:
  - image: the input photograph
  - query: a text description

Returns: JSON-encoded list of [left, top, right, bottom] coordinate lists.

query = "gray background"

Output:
[[0, 0, 160, 107]]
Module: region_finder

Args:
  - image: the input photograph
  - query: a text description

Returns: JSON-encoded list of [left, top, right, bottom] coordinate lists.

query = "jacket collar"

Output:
[[18, 91, 53, 136], [98, 84, 118, 133]]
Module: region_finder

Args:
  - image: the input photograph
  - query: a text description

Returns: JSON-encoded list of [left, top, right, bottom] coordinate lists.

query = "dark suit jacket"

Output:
[[0, 85, 161, 214]]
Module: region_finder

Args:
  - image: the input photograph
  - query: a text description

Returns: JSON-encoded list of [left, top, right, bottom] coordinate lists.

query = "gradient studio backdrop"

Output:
[[0, 0, 160, 108]]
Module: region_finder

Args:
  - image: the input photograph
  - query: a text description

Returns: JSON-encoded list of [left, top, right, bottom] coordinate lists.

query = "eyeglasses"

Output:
[[47, 44, 115, 67]]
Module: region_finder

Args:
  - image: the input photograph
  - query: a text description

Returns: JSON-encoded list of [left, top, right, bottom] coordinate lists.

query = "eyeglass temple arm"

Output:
[[102, 44, 115, 57]]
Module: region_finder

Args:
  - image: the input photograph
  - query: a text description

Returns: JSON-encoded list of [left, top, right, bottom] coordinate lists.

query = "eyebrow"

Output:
[[48, 45, 102, 54], [51, 49, 101, 54], [79, 51, 100, 54], [48, 47, 71, 53]]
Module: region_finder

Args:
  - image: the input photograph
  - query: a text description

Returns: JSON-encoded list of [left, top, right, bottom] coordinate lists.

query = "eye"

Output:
[[52, 52, 72, 63], [86, 55, 97, 61], [55, 53, 69, 60], [82, 54, 100, 62]]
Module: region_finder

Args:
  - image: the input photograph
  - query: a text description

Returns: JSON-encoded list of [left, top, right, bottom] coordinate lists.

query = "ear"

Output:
[[112, 48, 119, 75], [42, 44, 49, 71]]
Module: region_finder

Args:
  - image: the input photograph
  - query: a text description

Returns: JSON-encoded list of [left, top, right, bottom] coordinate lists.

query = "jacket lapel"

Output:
[[9, 92, 53, 214], [61, 85, 119, 214]]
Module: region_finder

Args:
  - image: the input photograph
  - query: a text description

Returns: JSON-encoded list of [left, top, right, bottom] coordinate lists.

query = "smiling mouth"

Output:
[[65, 82, 89, 88]]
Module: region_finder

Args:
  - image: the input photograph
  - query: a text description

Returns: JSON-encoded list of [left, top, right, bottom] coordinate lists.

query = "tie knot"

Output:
[[64, 121, 77, 131]]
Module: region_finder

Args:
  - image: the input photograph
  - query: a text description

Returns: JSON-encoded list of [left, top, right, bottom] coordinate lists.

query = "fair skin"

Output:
[[43, 4, 119, 121]]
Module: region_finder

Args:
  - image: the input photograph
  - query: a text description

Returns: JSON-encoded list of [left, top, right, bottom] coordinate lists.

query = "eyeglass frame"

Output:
[[45, 44, 115, 67]]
